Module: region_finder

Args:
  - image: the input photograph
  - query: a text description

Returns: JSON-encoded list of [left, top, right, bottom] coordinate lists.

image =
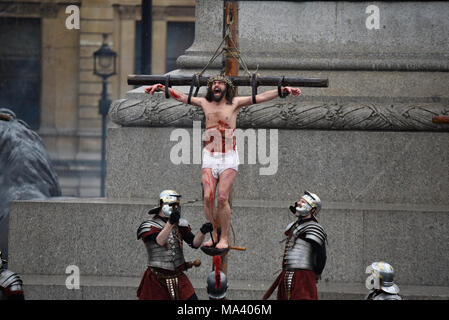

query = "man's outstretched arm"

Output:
[[145, 84, 203, 107], [235, 87, 301, 108]]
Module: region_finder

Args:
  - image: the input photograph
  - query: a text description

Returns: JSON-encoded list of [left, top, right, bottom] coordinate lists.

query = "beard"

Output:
[[212, 89, 225, 102], [206, 85, 234, 104]]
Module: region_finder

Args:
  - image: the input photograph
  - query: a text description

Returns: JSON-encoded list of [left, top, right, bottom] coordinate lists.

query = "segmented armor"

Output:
[[137, 217, 189, 271], [366, 290, 402, 300], [283, 220, 327, 271]]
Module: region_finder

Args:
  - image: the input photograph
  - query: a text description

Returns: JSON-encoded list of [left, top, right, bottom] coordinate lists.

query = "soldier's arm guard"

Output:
[[303, 238, 326, 276], [314, 242, 327, 276], [182, 232, 197, 248], [299, 221, 327, 277]]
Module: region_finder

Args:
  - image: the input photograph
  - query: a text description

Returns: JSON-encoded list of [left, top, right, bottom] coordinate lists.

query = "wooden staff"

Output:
[[432, 115, 449, 124]]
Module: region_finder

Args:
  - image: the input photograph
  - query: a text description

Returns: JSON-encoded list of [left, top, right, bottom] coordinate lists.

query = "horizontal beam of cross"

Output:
[[128, 74, 329, 88]]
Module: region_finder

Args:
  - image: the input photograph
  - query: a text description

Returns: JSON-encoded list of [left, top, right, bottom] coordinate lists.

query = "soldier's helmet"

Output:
[[365, 261, 400, 294], [207, 270, 228, 300]]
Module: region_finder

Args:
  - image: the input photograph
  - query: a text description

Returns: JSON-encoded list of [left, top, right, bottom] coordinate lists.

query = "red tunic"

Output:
[[263, 221, 319, 300], [1, 287, 25, 300], [136, 266, 195, 300], [276, 269, 318, 300], [136, 221, 196, 300]]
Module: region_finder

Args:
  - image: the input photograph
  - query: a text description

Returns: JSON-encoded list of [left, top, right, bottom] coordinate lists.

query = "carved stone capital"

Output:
[[40, 3, 59, 18], [0, 2, 57, 18], [114, 4, 141, 20]]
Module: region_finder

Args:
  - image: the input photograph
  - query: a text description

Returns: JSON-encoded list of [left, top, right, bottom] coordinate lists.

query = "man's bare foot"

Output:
[[216, 238, 229, 250], [202, 239, 214, 247], [202, 229, 218, 247]]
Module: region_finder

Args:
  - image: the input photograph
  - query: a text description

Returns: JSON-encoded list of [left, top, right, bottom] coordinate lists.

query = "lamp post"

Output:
[[93, 34, 117, 197]]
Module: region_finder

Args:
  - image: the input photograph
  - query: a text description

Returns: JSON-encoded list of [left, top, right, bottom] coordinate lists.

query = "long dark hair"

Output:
[[205, 84, 235, 104]]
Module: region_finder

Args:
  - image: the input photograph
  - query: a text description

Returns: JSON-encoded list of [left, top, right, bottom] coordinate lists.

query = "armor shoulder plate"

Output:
[[137, 219, 164, 239], [0, 270, 23, 290], [284, 221, 296, 233], [178, 218, 189, 228], [293, 221, 327, 246]]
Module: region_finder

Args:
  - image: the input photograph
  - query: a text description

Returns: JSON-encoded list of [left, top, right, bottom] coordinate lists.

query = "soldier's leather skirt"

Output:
[[263, 269, 317, 300], [137, 266, 195, 300]]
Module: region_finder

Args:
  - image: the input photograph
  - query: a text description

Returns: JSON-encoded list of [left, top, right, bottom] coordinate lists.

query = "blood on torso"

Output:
[[202, 103, 238, 153]]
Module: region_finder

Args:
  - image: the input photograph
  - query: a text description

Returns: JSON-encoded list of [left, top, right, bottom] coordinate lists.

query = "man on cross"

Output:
[[145, 75, 301, 250]]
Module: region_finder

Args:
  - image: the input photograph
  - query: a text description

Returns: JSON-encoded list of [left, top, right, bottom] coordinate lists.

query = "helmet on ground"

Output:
[[207, 270, 228, 300]]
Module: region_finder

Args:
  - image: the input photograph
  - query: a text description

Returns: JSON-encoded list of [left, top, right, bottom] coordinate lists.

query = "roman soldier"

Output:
[[365, 261, 402, 300], [0, 251, 24, 300], [136, 190, 213, 300], [263, 191, 327, 300]]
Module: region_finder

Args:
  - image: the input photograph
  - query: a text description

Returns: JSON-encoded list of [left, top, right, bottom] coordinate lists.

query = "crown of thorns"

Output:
[[207, 75, 234, 88]]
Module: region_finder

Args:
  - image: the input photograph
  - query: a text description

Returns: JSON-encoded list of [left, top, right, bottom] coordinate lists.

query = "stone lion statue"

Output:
[[0, 108, 61, 260]]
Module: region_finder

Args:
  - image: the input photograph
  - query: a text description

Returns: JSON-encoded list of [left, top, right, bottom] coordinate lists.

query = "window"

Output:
[[0, 17, 41, 130], [134, 20, 195, 75], [166, 22, 195, 72], [135, 20, 142, 75]]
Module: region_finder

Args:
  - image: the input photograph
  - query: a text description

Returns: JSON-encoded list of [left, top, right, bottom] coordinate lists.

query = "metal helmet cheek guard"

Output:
[[148, 189, 181, 216], [160, 189, 181, 217], [290, 201, 312, 217], [302, 190, 321, 216], [290, 190, 322, 217]]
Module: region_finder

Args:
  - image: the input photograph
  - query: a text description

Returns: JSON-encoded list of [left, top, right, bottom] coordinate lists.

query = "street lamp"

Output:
[[93, 34, 117, 197]]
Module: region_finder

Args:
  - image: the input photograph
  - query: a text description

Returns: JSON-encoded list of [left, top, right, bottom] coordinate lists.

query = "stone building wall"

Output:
[[0, 0, 196, 197]]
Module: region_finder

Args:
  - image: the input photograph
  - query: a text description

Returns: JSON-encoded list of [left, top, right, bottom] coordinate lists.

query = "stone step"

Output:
[[8, 198, 449, 291], [18, 274, 449, 300]]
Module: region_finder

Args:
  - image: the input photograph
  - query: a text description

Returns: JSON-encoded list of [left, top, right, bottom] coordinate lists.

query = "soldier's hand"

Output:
[[289, 202, 298, 214], [169, 208, 180, 225], [200, 222, 213, 234]]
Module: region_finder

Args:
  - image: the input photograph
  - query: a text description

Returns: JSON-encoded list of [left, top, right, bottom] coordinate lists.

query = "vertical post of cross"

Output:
[[219, 0, 239, 276], [224, 1, 239, 95]]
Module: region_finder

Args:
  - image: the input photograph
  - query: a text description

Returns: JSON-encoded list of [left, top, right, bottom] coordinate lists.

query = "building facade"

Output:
[[0, 0, 195, 197]]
